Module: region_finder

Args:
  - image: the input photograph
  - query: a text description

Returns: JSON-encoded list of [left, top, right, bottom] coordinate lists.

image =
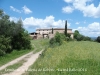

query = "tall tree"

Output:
[[74, 30, 80, 39], [65, 20, 67, 37], [0, 9, 31, 56], [52, 28, 53, 34]]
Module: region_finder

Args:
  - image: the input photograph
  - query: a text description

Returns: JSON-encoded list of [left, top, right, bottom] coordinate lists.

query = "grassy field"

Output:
[[0, 39, 48, 67], [24, 41, 100, 75], [31, 39, 49, 53]]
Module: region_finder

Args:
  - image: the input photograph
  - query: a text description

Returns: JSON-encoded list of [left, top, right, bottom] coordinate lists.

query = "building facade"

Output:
[[30, 28, 73, 39]]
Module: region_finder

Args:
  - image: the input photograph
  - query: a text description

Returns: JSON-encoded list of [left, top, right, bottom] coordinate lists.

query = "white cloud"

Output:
[[9, 17, 19, 22], [22, 5, 32, 14], [63, 0, 100, 18], [10, 6, 21, 13], [64, 0, 73, 3], [75, 22, 100, 37], [62, 6, 74, 13], [9, 16, 71, 32], [23, 15, 70, 28], [75, 22, 80, 25], [10, 5, 32, 14]]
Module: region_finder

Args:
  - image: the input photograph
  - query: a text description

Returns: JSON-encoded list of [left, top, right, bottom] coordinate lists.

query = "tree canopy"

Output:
[[0, 9, 31, 56]]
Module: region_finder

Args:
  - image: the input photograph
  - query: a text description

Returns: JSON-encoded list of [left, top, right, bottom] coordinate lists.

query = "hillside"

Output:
[[24, 41, 100, 75]]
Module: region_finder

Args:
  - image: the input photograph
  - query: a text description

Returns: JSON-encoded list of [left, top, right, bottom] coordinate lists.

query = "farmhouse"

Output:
[[30, 28, 73, 39]]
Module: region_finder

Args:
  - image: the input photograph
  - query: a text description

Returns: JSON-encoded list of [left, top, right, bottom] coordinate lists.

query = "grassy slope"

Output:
[[31, 39, 49, 53], [25, 41, 100, 75]]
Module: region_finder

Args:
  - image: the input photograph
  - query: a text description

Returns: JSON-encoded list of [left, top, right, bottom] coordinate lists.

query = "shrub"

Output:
[[49, 38, 56, 45], [55, 32, 62, 45], [67, 33, 71, 38], [83, 36, 91, 41], [97, 36, 100, 43], [0, 50, 5, 56], [11, 30, 31, 50], [66, 37, 74, 41], [60, 33, 66, 41], [76, 34, 84, 41], [49, 32, 65, 47], [0, 35, 12, 56]]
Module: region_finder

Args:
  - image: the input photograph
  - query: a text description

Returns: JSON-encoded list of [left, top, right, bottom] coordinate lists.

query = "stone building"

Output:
[[30, 28, 73, 39]]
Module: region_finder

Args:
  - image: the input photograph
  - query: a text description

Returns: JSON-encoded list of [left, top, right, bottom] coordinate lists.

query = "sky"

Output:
[[0, 0, 100, 37]]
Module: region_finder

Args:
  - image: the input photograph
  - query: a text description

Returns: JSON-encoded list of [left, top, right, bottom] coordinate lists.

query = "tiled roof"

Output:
[[36, 28, 72, 31]]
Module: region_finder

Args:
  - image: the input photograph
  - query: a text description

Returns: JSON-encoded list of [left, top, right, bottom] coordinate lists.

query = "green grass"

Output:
[[31, 39, 49, 53], [24, 41, 100, 75], [0, 39, 49, 68], [0, 59, 26, 75], [0, 39, 49, 74], [0, 49, 33, 67]]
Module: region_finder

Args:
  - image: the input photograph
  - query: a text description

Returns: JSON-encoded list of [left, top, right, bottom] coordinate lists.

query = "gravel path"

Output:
[[2, 50, 43, 75]]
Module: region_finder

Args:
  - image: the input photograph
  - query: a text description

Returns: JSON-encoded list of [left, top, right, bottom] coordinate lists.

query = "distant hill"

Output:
[[90, 37, 97, 41]]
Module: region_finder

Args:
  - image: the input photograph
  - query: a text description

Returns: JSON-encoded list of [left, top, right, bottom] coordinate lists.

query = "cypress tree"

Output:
[[65, 20, 67, 37], [52, 28, 53, 34]]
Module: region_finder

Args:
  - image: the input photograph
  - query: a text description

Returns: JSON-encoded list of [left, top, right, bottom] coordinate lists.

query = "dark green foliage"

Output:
[[0, 36, 12, 56], [49, 38, 56, 47], [65, 20, 67, 37], [74, 30, 91, 41], [66, 37, 74, 41], [67, 33, 71, 38], [49, 38, 56, 45], [52, 28, 53, 34], [74, 30, 80, 39], [97, 36, 100, 43], [76, 34, 84, 41], [0, 9, 31, 56], [55, 32, 63, 45], [60, 33, 66, 41], [11, 30, 31, 50], [49, 32, 66, 47], [83, 36, 91, 41]]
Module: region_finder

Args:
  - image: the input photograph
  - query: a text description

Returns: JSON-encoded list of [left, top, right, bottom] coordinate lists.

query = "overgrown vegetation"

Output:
[[74, 30, 91, 41], [96, 36, 100, 43], [0, 9, 31, 56], [49, 32, 66, 47], [24, 41, 100, 75]]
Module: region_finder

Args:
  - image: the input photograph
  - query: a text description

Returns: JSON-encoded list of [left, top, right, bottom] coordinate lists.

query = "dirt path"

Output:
[[2, 50, 43, 75], [0, 51, 34, 71]]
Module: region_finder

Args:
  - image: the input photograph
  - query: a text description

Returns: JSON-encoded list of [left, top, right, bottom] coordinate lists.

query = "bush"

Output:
[[97, 36, 100, 43], [49, 38, 56, 45], [67, 33, 71, 38], [76, 34, 84, 41], [0, 50, 5, 56], [11, 30, 31, 50], [49, 32, 65, 47], [66, 37, 74, 41], [0, 35, 13, 56], [83, 36, 91, 41], [55, 32, 62, 45], [60, 33, 66, 41]]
